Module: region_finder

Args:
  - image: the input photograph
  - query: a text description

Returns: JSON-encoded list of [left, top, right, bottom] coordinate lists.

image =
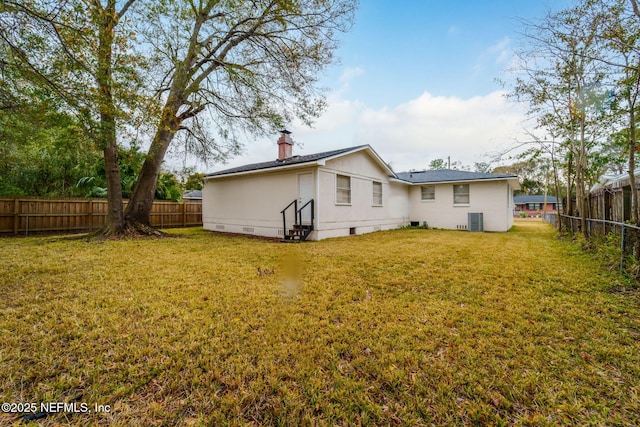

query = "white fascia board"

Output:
[[399, 177, 520, 186], [204, 161, 319, 180], [321, 145, 396, 177], [389, 177, 410, 184]]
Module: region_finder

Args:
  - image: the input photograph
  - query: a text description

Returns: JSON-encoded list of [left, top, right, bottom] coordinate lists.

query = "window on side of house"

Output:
[[421, 185, 435, 201], [336, 174, 351, 204], [372, 181, 383, 206], [453, 184, 470, 205]]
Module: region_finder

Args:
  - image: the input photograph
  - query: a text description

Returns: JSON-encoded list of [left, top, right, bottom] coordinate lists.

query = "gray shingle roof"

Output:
[[395, 169, 517, 184], [205, 145, 370, 177], [182, 189, 203, 199]]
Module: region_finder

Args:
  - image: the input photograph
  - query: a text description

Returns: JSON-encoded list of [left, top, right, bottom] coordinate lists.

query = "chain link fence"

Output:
[[549, 213, 640, 277]]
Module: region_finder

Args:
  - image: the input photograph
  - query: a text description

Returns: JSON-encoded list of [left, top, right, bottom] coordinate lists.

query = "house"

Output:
[[590, 170, 640, 222], [513, 195, 560, 217], [203, 131, 520, 241], [182, 189, 203, 201]]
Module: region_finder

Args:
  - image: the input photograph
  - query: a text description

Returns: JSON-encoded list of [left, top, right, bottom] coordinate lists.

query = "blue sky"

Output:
[[330, 1, 566, 103], [200, 0, 574, 174]]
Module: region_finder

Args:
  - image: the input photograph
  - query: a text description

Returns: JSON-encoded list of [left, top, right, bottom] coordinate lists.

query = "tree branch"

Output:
[[118, 0, 137, 18], [631, 0, 640, 19]]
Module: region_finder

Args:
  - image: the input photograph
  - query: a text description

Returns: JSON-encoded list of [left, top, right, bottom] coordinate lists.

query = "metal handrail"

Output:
[[297, 199, 314, 227], [281, 199, 297, 238], [280, 199, 297, 215], [281, 198, 314, 241]]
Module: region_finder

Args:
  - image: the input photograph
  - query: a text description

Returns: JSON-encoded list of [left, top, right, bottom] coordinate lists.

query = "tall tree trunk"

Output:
[[549, 140, 563, 232], [97, 1, 124, 234], [628, 97, 639, 226], [565, 151, 575, 217], [125, 105, 181, 226], [124, 9, 208, 228], [103, 142, 124, 233], [577, 122, 588, 240]]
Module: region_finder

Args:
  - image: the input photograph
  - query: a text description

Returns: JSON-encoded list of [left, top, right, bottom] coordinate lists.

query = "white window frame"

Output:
[[421, 185, 435, 201], [372, 181, 383, 206], [336, 174, 351, 205], [453, 184, 470, 205]]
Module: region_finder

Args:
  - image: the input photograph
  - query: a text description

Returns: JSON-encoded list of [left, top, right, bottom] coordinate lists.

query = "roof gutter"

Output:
[[393, 176, 519, 185]]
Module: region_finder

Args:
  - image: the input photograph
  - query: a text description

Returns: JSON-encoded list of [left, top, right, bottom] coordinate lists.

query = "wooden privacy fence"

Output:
[[0, 197, 202, 235]]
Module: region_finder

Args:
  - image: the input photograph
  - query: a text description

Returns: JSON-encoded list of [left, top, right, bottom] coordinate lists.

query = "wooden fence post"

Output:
[[87, 199, 93, 230], [13, 198, 19, 235], [183, 201, 187, 227]]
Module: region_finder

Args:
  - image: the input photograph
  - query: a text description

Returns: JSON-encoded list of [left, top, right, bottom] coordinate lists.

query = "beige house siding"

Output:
[[316, 165, 409, 240], [203, 146, 518, 240], [203, 166, 317, 239], [409, 180, 515, 232], [203, 149, 409, 240]]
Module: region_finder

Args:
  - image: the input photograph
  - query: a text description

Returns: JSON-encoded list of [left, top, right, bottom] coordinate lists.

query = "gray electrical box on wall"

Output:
[[468, 212, 483, 232]]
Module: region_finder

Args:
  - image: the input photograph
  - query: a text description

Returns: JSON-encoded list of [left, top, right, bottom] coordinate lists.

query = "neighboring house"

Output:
[[182, 189, 203, 201], [590, 170, 640, 222], [513, 195, 560, 217], [203, 131, 520, 241]]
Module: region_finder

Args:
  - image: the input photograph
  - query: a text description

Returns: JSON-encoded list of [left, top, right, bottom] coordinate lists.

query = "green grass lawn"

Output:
[[1, 221, 639, 426]]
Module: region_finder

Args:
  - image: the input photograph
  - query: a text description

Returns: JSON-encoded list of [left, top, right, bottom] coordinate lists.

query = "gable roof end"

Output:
[[205, 145, 395, 179]]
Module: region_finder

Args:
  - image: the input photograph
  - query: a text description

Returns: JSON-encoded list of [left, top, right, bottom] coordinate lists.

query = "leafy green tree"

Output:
[[125, 0, 357, 228], [177, 167, 205, 191], [155, 172, 183, 202], [1, 0, 147, 234], [76, 145, 146, 198], [493, 160, 547, 195], [509, 3, 613, 236], [428, 159, 447, 170], [593, 0, 640, 224], [0, 99, 101, 197], [1, 0, 356, 236]]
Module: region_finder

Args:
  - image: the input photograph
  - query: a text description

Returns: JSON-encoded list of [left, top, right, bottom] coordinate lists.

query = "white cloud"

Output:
[[209, 89, 529, 174], [488, 37, 512, 64], [350, 91, 528, 171], [339, 66, 365, 84], [288, 90, 530, 172], [472, 36, 514, 77]]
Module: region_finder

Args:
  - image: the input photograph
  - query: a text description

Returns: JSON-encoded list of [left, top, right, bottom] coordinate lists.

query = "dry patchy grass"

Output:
[[0, 221, 639, 426]]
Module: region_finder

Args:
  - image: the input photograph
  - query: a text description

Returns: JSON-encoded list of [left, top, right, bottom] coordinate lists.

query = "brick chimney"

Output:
[[277, 130, 293, 160]]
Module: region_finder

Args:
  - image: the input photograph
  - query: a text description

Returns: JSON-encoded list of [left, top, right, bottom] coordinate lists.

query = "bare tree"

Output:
[[1, 0, 356, 235], [508, 5, 612, 237], [124, 0, 357, 229], [594, 0, 640, 225]]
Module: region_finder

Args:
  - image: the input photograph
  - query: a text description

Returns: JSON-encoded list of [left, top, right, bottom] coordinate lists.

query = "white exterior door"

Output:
[[298, 173, 313, 223]]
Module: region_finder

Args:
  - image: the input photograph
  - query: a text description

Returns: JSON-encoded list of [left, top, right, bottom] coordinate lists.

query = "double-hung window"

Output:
[[453, 184, 470, 205], [372, 181, 383, 206], [421, 185, 435, 201], [336, 174, 351, 204]]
